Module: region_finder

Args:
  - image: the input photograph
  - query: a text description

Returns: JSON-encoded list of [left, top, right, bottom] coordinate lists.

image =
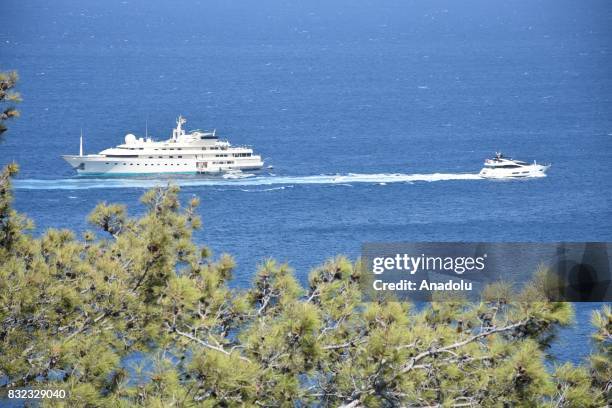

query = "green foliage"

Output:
[[0, 70, 21, 136], [553, 363, 602, 408], [589, 305, 611, 401], [0, 163, 32, 253], [0, 168, 609, 407]]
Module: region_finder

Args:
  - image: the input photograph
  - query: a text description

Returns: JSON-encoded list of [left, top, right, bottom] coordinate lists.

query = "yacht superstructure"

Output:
[[479, 152, 550, 179], [62, 116, 264, 175]]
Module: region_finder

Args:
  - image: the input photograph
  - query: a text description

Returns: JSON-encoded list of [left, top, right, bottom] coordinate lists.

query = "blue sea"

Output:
[[1, 0, 611, 365]]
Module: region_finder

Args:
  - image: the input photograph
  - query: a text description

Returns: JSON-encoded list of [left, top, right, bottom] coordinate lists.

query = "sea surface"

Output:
[[1, 0, 611, 365]]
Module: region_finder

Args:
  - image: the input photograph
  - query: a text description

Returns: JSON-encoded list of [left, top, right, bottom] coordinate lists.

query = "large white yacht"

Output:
[[62, 116, 264, 175], [479, 152, 550, 179]]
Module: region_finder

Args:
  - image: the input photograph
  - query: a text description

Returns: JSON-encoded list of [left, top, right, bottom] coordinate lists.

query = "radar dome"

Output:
[[124, 133, 137, 144]]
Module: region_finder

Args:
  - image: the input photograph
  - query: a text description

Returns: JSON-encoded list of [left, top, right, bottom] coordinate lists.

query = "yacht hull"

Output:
[[62, 155, 264, 176]]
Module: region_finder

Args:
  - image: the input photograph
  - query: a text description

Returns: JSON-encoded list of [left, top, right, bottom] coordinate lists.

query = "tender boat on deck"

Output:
[[479, 152, 550, 179]]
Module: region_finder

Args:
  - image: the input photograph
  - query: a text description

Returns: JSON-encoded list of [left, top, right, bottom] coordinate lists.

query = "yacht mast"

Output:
[[172, 115, 186, 141]]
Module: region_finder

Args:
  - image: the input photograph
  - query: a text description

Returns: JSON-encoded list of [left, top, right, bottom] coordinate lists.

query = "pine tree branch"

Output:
[[399, 319, 528, 375], [174, 328, 251, 363], [323, 338, 368, 350], [64, 311, 110, 341], [339, 400, 363, 408]]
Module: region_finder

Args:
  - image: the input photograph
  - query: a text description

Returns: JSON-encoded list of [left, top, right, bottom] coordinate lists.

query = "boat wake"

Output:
[[14, 172, 487, 191]]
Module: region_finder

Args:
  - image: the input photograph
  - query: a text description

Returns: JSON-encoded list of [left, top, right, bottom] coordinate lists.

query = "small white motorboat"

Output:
[[479, 152, 550, 179]]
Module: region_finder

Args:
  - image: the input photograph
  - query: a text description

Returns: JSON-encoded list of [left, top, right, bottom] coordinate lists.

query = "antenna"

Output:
[[145, 119, 148, 139], [79, 129, 83, 157]]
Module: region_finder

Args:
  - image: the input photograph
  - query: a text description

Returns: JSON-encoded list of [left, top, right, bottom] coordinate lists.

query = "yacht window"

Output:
[[178, 156, 182, 158]]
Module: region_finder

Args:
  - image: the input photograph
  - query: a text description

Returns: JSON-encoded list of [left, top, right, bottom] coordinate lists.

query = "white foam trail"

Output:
[[13, 172, 484, 191], [222, 172, 256, 179], [240, 185, 293, 192]]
